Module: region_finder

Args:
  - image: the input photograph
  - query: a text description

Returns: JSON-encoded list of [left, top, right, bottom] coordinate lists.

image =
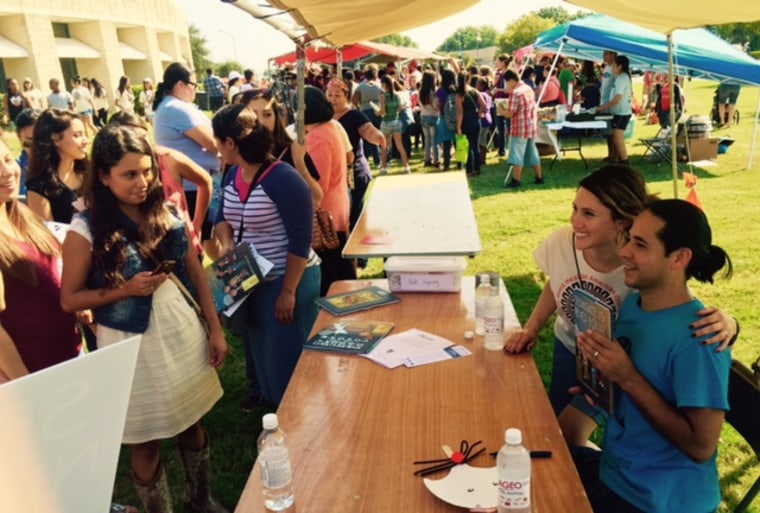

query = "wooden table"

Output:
[[235, 278, 591, 513], [342, 172, 482, 259]]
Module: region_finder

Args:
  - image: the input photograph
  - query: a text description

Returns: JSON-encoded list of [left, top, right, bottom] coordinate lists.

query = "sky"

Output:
[[177, 0, 586, 74]]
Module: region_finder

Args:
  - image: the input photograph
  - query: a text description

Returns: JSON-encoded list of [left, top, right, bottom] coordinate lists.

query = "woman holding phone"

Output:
[[60, 125, 228, 513]]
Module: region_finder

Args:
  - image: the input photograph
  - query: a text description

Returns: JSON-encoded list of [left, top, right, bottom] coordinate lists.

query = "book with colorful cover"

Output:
[[573, 288, 619, 415], [305, 320, 395, 355], [315, 286, 400, 316], [205, 242, 273, 314]]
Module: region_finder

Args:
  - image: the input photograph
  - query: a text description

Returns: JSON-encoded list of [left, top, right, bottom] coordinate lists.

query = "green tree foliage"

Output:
[[372, 33, 418, 48], [497, 14, 556, 54], [215, 60, 247, 79], [436, 25, 500, 53], [709, 22, 760, 53], [535, 6, 586, 24], [189, 23, 211, 73]]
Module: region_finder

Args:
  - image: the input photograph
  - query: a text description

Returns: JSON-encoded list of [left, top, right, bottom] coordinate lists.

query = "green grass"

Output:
[[5, 79, 758, 511]]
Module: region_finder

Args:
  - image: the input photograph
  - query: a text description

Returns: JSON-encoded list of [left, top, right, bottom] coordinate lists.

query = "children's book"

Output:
[[205, 243, 273, 314], [573, 288, 619, 415], [305, 320, 395, 355], [315, 286, 400, 316]]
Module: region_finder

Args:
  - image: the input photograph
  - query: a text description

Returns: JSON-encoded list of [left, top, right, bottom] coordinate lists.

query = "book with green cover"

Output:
[[305, 320, 395, 355], [315, 286, 400, 316]]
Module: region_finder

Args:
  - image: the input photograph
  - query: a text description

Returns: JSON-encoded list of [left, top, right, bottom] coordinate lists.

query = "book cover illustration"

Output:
[[315, 286, 400, 316], [305, 320, 395, 355], [205, 242, 273, 314], [573, 288, 618, 415]]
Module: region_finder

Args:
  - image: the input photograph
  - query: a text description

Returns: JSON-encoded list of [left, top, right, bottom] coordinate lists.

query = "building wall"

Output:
[[0, 0, 190, 114]]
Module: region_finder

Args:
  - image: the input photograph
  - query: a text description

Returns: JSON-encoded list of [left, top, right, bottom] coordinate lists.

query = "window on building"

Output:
[[52, 23, 71, 38], [59, 59, 78, 90]]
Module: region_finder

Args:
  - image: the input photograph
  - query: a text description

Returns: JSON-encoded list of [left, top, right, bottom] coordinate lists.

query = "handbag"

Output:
[[168, 272, 211, 337], [312, 208, 340, 251], [455, 133, 470, 163]]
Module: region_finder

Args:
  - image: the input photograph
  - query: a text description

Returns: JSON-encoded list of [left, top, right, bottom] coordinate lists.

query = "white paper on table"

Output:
[[403, 345, 472, 367], [423, 464, 498, 509], [0, 335, 141, 513], [363, 328, 454, 369]]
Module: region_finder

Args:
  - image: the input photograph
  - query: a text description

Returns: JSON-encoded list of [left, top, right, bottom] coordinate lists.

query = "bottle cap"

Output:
[[479, 273, 490, 284], [505, 428, 522, 445], [262, 413, 279, 430], [464, 330, 474, 340]]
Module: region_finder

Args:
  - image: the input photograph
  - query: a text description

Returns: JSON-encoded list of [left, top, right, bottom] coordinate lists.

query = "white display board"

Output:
[[0, 336, 141, 512]]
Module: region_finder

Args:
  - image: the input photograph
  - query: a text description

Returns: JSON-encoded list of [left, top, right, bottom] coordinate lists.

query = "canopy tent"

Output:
[[271, 41, 443, 66], [228, 0, 478, 48], [562, 1, 760, 189], [565, 0, 760, 33], [534, 14, 760, 87]]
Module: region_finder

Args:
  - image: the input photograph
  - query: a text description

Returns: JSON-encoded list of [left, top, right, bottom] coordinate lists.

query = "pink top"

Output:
[[1, 243, 80, 373], [305, 121, 350, 232], [159, 154, 203, 255]]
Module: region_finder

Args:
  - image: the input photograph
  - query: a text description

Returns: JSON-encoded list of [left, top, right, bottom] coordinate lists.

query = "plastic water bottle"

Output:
[[474, 273, 492, 336], [483, 279, 504, 351], [497, 428, 531, 513], [257, 413, 295, 511]]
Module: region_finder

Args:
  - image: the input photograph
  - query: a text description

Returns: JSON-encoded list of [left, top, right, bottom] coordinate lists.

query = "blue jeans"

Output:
[[421, 115, 439, 163], [495, 114, 509, 155], [550, 337, 580, 414], [462, 119, 481, 173], [242, 265, 321, 405]]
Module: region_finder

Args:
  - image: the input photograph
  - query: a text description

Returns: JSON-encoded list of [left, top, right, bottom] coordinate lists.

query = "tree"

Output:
[[497, 14, 556, 54], [372, 34, 418, 48], [709, 22, 760, 53], [535, 6, 585, 24], [189, 23, 211, 73], [216, 60, 247, 79], [436, 25, 499, 54]]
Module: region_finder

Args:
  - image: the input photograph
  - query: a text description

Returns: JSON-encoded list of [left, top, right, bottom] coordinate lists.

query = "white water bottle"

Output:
[[483, 280, 504, 351], [474, 273, 492, 336], [257, 413, 295, 511], [497, 428, 531, 513]]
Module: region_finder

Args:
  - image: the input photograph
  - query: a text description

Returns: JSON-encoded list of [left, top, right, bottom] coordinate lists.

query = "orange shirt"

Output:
[[305, 121, 350, 233]]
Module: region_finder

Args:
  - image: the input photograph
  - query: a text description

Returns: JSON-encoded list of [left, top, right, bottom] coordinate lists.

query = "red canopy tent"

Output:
[[271, 41, 442, 66]]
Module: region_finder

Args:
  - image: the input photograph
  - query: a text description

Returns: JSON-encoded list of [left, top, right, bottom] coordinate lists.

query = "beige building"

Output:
[[0, 0, 191, 110]]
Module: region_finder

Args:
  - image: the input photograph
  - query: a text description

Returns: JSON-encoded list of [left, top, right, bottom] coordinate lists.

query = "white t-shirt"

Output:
[[72, 85, 93, 114], [534, 226, 632, 353]]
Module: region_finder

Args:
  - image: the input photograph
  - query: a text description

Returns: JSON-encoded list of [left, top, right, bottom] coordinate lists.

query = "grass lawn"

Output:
[[4, 78, 758, 511]]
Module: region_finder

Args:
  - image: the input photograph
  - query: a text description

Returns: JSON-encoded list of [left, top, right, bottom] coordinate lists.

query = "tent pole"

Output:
[[296, 43, 306, 145], [537, 40, 564, 106], [337, 48, 343, 77], [668, 34, 678, 198], [748, 88, 760, 170]]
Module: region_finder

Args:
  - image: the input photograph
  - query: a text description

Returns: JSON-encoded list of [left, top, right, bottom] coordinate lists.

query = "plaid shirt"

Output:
[[204, 75, 225, 98], [508, 82, 538, 139]]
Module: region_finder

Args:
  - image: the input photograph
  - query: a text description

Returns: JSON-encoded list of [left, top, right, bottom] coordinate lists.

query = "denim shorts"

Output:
[[507, 136, 540, 167], [380, 120, 402, 136]]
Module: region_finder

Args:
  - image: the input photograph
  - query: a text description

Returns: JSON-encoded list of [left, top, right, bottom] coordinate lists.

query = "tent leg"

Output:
[[667, 34, 678, 198], [748, 88, 760, 170], [296, 44, 306, 145]]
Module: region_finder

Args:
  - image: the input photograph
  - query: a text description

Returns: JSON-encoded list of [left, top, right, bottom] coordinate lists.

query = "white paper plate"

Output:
[[423, 464, 498, 509]]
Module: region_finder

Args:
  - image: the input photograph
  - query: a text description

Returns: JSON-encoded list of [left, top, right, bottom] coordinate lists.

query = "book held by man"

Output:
[[573, 288, 619, 415], [315, 286, 400, 316], [305, 320, 395, 355]]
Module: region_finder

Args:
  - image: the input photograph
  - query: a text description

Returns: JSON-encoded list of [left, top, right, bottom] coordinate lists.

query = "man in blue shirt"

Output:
[[572, 199, 733, 513]]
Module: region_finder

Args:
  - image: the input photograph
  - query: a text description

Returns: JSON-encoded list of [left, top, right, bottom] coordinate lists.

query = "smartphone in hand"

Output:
[[152, 260, 177, 275]]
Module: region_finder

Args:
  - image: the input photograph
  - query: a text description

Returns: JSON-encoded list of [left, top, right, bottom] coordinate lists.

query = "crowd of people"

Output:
[[0, 50, 746, 513]]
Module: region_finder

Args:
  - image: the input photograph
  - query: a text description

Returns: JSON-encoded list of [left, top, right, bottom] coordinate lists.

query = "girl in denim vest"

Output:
[[60, 125, 228, 513]]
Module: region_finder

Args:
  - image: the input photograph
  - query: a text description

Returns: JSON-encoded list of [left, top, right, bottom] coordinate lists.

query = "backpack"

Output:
[[444, 93, 458, 131]]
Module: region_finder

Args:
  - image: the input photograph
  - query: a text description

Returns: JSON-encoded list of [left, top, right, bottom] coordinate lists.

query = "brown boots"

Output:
[[178, 438, 229, 513], [133, 462, 173, 513], [479, 145, 488, 166]]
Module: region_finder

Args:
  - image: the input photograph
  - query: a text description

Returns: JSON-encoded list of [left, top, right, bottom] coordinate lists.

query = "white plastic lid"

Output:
[[384, 256, 468, 273], [464, 330, 474, 340], [505, 428, 522, 445], [479, 273, 491, 284], [262, 413, 279, 430]]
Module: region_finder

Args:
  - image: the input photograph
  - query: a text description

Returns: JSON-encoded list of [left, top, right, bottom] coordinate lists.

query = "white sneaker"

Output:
[[380, 168, 388, 175], [403, 167, 411, 174]]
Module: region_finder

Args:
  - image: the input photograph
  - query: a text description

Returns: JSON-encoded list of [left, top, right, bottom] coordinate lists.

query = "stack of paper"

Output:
[[363, 329, 471, 369]]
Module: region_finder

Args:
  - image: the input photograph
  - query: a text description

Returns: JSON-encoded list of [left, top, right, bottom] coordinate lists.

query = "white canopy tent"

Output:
[[565, 0, 760, 193]]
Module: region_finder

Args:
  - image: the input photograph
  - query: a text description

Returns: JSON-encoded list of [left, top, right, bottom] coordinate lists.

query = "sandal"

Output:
[[110, 504, 139, 513]]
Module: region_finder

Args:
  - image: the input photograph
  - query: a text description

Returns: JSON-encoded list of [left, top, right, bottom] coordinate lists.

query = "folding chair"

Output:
[[725, 359, 760, 513]]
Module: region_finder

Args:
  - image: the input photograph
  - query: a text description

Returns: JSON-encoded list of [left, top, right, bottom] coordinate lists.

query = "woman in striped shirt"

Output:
[[212, 104, 321, 406]]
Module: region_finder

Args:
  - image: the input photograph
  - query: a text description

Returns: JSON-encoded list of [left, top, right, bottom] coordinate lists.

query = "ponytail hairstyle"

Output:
[[86, 125, 170, 287], [380, 75, 396, 100], [212, 104, 274, 165], [153, 62, 192, 111], [647, 199, 733, 284]]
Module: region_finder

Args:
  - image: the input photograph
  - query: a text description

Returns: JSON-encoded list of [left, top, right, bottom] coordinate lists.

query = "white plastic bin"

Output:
[[384, 256, 468, 293]]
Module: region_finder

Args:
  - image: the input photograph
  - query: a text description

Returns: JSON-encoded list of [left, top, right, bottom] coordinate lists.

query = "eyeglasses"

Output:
[[185, 81, 197, 88]]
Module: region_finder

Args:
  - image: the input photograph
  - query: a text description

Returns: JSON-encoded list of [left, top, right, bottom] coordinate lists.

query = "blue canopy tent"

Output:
[[533, 13, 760, 194], [534, 14, 760, 86]]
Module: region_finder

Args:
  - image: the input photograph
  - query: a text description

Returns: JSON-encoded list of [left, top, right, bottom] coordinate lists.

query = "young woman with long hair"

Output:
[[90, 78, 110, 127], [378, 75, 410, 174], [418, 70, 440, 168], [114, 75, 135, 114], [596, 55, 633, 164], [60, 125, 228, 513]]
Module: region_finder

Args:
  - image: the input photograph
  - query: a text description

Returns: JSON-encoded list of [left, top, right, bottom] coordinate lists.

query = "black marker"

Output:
[[489, 450, 552, 459]]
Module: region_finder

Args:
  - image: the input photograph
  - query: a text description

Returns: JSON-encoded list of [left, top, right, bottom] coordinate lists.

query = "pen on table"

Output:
[[489, 450, 552, 459]]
